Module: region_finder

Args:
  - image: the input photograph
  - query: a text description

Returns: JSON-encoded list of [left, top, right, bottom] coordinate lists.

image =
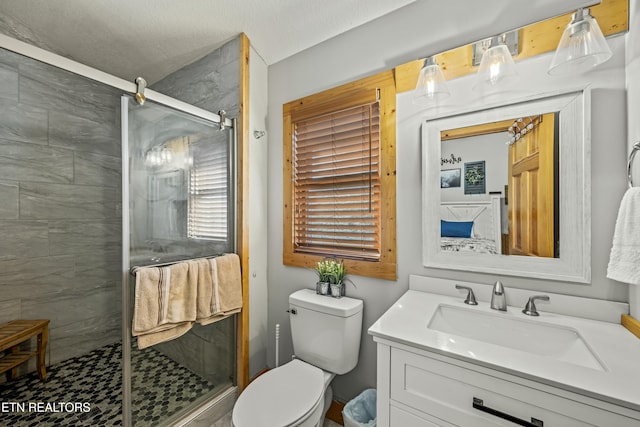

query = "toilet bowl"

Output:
[[232, 289, 363, 427], [232, 359, 334, 427]]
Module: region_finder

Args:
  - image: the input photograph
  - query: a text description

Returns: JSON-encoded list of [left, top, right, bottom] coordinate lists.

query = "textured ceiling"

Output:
[[0, 0, 416, 83]]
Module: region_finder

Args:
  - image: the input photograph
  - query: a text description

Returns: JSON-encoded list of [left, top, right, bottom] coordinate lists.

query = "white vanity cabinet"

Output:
[[369, 281, 640, 427], [375, 342, 639, 427]]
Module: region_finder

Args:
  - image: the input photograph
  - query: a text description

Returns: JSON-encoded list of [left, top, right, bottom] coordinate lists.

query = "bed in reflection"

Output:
[[440, 195, 502, 254]]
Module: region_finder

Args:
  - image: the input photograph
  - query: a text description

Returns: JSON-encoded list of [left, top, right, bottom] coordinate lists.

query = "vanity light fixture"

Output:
[[548, 8, 612, 75], [144, 145, 173, 167], [412, 56, 450, 106], [475, 34, 518, 88]]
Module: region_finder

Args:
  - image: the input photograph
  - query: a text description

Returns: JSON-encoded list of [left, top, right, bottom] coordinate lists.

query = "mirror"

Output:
[[440, 111, 559, 258], [422, 89, 591, 283]]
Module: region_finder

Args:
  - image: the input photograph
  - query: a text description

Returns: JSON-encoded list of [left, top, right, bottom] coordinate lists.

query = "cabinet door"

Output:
[[390, 348, 637, 427], [390, 405, 455, 427]]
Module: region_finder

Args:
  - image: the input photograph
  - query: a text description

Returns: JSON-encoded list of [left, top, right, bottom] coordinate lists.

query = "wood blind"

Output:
[[293, 101, 381, 259], [188, 140, 228, 241]]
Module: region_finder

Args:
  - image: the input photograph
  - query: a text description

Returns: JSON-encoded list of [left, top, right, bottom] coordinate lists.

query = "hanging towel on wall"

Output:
[[132, 261, 198, 349], [197, 253, 243, 325], [607, 187, 640, 285]]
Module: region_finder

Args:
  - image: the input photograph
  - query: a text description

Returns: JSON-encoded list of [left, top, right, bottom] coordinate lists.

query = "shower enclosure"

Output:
[[0, 33, 242, 427], [122, 96, 238, 426]]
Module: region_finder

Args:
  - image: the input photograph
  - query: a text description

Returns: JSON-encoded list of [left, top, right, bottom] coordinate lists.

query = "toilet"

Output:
[[232, 289, 363, 427]]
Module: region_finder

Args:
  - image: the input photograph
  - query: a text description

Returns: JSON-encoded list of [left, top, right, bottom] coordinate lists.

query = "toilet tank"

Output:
[[289, 289, 363, 375]]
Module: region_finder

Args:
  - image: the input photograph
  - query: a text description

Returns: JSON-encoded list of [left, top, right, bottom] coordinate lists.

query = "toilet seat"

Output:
[[232, 359, 325, 427]]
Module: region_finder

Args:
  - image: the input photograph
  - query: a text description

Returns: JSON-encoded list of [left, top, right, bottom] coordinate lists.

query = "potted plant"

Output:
[[314, 258, 353, 297], [326, 259, 347, 298], [314, 259, 332, 295]]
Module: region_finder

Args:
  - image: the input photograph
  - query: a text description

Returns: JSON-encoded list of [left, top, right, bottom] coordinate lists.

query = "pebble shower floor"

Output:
[[0, 341, 216, 426]]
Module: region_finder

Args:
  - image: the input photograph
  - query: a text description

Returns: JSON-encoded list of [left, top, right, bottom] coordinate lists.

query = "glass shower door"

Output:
[[121, 96, 237, 426]]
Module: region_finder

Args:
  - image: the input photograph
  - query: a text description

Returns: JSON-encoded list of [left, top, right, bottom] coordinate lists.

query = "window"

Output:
[[294, 102, 380, 258], [283, 70, 397, 280]]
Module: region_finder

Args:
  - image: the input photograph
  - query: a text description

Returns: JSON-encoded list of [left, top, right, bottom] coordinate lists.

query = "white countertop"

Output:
[[368, 289, 640, 413]]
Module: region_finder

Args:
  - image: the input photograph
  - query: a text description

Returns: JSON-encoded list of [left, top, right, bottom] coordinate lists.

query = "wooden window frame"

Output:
[[283, 70, 397, 280]]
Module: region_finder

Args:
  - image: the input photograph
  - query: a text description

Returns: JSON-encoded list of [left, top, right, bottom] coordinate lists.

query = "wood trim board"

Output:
[[237, 32, 251, 392], [326, 399, 346, 425], [622, 314, 640, 340]]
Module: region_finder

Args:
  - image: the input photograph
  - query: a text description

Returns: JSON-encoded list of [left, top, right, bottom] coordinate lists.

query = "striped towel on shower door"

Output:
[[196, 253, 243, 325], [132, 261, 197, 349]]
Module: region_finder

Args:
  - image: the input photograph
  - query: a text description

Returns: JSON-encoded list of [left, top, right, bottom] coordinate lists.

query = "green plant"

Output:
[[314, 258, 347, 284], [314, 259, 333, 283], [328, 259, 346, 285]]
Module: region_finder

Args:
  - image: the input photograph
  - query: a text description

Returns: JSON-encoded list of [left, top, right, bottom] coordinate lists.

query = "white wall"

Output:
[[626, 0, 640, 317], [266, 0, 627, 402], [248, 45, 269, 376], [440, 133, 509, 202]]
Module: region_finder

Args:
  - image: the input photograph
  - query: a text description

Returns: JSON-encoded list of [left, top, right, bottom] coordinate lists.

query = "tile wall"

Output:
[[0, 47, 122, 374], [151, 37, 240, 117]]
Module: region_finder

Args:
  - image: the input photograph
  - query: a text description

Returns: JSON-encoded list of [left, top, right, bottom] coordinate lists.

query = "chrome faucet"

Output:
[[455, 285, 478, 305], [490, 281, 507, 311], [522, 295, 550, 316]]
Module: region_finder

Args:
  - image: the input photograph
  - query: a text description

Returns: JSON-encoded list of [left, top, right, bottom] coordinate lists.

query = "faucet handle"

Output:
[[455, 285, 478, 305], [522, 295, 550, 316]]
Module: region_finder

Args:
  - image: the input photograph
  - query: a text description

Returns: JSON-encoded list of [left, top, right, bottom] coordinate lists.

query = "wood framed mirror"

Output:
[[422, 89, 591, 283]]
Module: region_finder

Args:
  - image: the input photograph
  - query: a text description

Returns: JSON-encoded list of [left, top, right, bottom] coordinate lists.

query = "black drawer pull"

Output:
[[473, 397, 544, 427]]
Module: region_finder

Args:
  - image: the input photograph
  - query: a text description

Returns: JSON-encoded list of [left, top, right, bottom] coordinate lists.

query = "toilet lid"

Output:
[[233, 359, 325, 427]]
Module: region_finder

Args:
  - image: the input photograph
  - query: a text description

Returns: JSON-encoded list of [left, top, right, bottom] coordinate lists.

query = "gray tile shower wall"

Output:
[[151, 37, 240, 118], [0, 47, 122, 377]]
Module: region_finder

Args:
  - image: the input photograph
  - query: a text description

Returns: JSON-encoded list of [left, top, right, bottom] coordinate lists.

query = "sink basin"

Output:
[[428, 304, 605, 371]]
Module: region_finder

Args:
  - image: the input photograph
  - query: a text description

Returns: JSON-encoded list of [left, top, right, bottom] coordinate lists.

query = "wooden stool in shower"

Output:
[[0, 319, 49, 381]]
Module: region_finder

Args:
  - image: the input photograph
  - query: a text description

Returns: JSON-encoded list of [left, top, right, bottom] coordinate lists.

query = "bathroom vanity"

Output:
[[368, 276, 640, 427]]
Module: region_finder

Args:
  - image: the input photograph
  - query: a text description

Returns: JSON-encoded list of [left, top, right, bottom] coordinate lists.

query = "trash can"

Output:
[[342, 388, 377, 427]]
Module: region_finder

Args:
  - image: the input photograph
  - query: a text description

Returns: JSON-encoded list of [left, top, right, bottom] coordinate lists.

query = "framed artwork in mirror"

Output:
[[441, 169, 461, 188], [464, 161, 485, 195]]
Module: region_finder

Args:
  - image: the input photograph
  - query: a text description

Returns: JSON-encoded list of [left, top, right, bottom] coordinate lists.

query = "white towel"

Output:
[[607, 187, 640, 285]]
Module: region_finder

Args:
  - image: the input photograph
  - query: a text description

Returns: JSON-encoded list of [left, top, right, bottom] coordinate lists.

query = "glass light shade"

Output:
[[413, 57, 450, 106], [475, 36, 518, 88], [548, 8, 612, 76]]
